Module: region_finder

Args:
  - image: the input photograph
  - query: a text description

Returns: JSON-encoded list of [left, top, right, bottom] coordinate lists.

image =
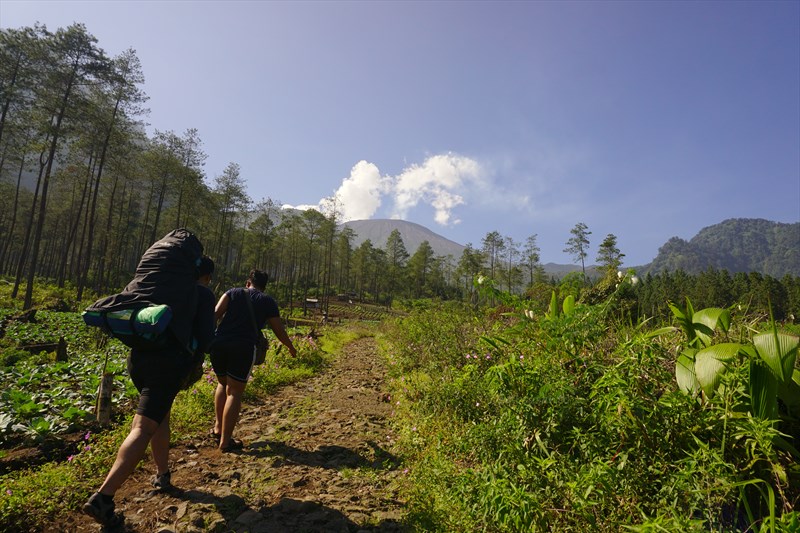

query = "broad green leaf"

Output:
[[695, 343, 740, 396], [753, 331, 799, 383], [750, 360, 778, 422], [548, 290, 558, 319], [562, 295, 575, 316], [697, 342, 741, 362], [692, 308, 730, 347], [777, 369, 800, 415], [676, 348, 700, 395], [693, 307, 730, 332]]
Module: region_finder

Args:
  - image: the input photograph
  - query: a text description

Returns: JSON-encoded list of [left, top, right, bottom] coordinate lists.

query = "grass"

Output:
[[380, 295, 800, 532]]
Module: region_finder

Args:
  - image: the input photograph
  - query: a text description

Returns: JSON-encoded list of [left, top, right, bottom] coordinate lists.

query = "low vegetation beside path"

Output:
[[380, 278, 799, 532]]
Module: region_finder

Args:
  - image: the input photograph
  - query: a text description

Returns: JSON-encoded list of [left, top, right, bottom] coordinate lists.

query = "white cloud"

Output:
[[334, 161, 389, 221], [283, 152, 517, 228], [390, 153, 483, 226]]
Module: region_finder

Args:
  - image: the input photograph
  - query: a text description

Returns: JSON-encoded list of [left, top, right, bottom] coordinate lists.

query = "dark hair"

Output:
[[198, 256, 215, 277], [248, 269, 268, 290]]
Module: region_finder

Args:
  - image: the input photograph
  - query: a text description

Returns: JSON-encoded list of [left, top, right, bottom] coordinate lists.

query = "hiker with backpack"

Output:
[[209, 269, 297, 452], [82, 232, 216, 528]]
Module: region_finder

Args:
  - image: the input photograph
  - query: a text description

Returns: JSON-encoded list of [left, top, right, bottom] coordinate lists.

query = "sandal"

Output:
[[208, 429, 221, 441], [82, 492, 124, 528], [152, 470, 172, 491], [220, 438, 244, 453]]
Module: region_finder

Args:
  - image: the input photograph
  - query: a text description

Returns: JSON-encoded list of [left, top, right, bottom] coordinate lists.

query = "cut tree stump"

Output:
[[96, 373, 114, 425]]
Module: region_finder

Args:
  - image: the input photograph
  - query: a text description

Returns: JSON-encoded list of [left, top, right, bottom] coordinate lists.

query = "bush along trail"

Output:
[[56, 336, 406, 532]]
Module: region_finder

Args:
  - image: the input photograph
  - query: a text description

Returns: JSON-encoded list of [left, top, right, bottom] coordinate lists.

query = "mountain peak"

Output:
[[341, 219, 466, 259]]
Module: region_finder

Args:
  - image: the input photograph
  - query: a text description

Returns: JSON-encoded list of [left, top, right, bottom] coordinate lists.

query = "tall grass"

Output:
[[382, 284, 799, 531]]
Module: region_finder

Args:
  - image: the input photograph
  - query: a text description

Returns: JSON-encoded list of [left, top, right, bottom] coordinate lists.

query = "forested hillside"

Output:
[[646, 218, 799, 277]]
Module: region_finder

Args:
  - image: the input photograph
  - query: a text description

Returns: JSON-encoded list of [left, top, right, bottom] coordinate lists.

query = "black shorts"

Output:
[[209, 338, 255, 383], [127, 348, 191, 424]]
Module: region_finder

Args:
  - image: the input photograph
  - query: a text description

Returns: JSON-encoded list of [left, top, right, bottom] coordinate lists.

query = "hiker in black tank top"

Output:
[[209, 269, 297, 452]]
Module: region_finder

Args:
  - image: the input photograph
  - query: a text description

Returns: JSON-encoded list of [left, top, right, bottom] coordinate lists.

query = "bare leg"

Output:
[[150, 410, 171, 476], [98, 414, 159, 496], [213, 378, 227, 437], [219, 378, 246, 449]]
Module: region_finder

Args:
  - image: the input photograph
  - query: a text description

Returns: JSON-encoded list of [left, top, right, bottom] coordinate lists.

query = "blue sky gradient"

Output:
[[2, 0, 798, 266]]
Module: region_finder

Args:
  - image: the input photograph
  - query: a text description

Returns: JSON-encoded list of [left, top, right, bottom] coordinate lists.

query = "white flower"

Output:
[[477, 275, 486, 285], [617, 271, 624, 279], [524, 309, 535, 320], [631, 276, 639, 285]]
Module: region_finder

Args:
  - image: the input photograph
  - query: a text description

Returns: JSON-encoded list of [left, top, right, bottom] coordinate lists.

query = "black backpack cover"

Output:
[[84, 229, 204, 352]]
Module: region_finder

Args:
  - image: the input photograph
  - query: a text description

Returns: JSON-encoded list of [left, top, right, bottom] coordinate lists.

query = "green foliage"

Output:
[[385, 286, 799, 531], [0, 304, 108, 433], [386, 300, 490, 375]]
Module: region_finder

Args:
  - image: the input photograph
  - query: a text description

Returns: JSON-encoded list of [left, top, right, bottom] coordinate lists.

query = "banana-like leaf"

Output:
[[694, 307, 731, 332], [562, 295, 575, 316], [695, 343, 741, 397], [753, 331, 799, 383], [692, 307, 730, 347], [750, 360, 778, 422], [776, 368, 800, 416], [676, 348, 699, 395]]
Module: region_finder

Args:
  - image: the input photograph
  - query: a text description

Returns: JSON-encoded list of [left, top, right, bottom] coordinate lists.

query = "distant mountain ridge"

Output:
[[340, 217, 799, 278], [645, 218, 799, 278]]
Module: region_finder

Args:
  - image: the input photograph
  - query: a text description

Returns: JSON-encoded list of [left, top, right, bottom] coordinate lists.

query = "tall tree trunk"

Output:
[[12, 146, 47, 300], [149, 174, 168, 245], [0, 153, 27, 274], [57, 156, 91, 287], [94, 172, 120, 292], [24, 84, 72, 310]]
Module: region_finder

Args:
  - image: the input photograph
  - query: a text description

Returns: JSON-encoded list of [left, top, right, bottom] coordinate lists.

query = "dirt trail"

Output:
[[56, 336, 407, 533]]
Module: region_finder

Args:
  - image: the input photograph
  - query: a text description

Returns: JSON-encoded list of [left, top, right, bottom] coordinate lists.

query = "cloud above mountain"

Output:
[[286, 152, 523, 227]]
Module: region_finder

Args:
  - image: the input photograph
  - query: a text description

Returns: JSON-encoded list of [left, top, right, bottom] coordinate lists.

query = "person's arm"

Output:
[[267, 316, 297, 357], [214, 292, 230, 325]]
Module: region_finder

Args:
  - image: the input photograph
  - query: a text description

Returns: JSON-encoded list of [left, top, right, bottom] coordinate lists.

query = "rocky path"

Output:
[[57, 337, 407, 533]]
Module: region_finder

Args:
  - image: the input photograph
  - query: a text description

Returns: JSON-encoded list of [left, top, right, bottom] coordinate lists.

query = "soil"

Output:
[[52, 336, 408, 533]]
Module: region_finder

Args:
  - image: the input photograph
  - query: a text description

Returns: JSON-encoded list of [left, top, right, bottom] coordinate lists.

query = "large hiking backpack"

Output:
[[83, 228, 204, 352]]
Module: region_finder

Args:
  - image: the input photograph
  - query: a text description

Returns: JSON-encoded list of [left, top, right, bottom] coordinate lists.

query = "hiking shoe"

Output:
[[152, 470, 172, 490], [82, 492, 123, 528]]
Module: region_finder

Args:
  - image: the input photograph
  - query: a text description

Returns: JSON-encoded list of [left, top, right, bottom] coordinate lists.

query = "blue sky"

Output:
[[2, 0, 798, 267]]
